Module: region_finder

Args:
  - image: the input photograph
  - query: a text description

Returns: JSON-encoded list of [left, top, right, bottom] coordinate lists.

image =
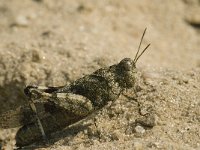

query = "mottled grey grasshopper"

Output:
[[1, 28, 150, 147]]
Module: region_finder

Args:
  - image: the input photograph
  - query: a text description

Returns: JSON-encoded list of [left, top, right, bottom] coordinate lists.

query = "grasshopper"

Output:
[[0, 28, 150, 147]]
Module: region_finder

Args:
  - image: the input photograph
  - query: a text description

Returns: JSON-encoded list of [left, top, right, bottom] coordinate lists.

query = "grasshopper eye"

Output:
[[118, 58, 135, 71]]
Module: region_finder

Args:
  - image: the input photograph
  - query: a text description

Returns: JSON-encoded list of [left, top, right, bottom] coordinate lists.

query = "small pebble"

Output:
[[14, 15, 29, 27], [135, 125, 145, 134]]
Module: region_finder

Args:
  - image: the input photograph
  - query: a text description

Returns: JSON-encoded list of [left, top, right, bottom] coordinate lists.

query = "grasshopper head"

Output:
[[116, 28, 150, 89], [116, 58, 136, 88]]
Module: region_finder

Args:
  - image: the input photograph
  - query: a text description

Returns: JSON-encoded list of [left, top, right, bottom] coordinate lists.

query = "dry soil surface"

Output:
[[0, 0, 200, 150]]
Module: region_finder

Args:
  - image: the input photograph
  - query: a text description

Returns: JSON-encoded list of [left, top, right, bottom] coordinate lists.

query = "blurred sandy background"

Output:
[[0, 0, 200, 149]]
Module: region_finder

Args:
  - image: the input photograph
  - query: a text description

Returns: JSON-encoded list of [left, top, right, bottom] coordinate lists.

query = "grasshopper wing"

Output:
[[0, 106, 30, 128], [0, 104, 50, 129]]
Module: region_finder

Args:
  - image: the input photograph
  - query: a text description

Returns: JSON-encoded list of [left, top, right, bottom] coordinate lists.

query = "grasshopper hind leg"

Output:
[[24, 85, 65, 98], [18, 85, 94, 147], [21, 85, 64, 147], [15, 103, 86, 147], [29, 101, 47, 141], [25, 86, 95, 117]]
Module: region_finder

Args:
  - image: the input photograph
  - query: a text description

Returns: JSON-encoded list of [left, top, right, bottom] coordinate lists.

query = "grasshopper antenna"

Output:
[[134, 43, 150, 64], [133, 28, 150, 64]]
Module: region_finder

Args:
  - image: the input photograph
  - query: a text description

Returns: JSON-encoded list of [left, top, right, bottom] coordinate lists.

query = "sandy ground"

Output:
[[0, 0, 200, 149]]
